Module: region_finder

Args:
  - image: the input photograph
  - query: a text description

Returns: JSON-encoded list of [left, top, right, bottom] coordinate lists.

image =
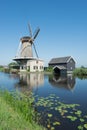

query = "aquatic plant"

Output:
[[34, 94, 87, 130], [1, 90, 87, 130]]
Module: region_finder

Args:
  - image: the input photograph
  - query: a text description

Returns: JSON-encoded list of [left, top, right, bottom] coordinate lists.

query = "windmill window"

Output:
[[41, 66, 43, 69], [33, 66, 36, 69], [40, 66, 42, 69]]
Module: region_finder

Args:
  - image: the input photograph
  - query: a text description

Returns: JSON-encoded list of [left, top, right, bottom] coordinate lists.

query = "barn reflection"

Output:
[[49, 74, 75, 91]]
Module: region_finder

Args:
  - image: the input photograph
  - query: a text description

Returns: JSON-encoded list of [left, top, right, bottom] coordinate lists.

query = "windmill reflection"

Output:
[[49, 74, 75, 91], [15, 73, 44, 92]]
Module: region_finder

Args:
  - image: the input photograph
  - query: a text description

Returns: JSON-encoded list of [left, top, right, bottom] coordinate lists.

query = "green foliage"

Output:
[[67, 116, 77, 121], [1, 90, 87, 130], [53, 121, 61, 125], [0, 96, 31, 130], [84, 124, 87, 129], [0, 66, 4, 71], [34, 94, 87, 130], [0, 65, 10, 72], [0, 65, 3, 68], [78, 125, 84, 130], [7, 62, 20, 73], [0, 90, 46, 130], [48, 113, 53, 118], [73, 67, 87, 78], [3, 68, 10, 73], [45, 66, 53, 72], [8, 62, 19, 69], [0, 91, 34, 122]]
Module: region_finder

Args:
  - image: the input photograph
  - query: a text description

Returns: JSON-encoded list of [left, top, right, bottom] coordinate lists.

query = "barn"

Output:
[[48, 56, 75, 74]]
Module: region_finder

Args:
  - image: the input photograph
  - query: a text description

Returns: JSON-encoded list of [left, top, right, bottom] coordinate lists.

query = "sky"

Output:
[[0, 0, 87, 67]]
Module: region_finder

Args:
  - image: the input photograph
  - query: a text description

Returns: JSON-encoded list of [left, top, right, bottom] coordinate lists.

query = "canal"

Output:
[[0, 72, 87, 130]]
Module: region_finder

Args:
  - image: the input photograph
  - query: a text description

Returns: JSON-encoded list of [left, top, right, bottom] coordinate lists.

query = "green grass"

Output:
[[0, 90, 46, 130]]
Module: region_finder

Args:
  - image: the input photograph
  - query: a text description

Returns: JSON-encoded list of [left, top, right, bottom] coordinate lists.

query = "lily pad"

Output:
[[80, 118, 85, 122], [78, 125, 84, 130], [84, 124, 87, 129], [75, 110, 82, 115], [48, 113, 53, 118], [51, 127, 55, 130], [53, 121, 61, 125], [67, 116, 77, 121]]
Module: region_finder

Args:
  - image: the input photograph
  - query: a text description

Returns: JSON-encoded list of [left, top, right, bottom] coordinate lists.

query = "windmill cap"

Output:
[[20, 36, 31, 43]]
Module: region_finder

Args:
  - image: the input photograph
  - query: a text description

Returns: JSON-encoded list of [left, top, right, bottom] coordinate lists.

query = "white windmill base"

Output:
[[13, 57, 44, 72]]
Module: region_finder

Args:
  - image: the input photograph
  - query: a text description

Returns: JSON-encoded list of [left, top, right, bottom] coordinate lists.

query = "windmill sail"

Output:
[[28, 23, 40, 58], [28, 23, 32, 37], [33, 27, 40, 40], [15, 23, 40, 58], [32, 42, 39, 58]]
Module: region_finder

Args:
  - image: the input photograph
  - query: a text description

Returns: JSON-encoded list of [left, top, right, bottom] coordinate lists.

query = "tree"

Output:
[[8, 62, 19, 69]]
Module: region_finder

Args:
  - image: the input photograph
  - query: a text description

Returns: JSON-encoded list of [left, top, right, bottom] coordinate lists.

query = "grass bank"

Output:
[[0, 90, 46, 130]]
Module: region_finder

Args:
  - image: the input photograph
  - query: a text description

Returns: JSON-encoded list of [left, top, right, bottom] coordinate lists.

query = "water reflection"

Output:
[[15, 73, 44, 92], [49, 74, 76, 91], [14, 73, 76, 92]]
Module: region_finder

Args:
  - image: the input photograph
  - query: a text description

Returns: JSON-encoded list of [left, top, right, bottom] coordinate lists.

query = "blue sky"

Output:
[[0, 0, 87, 67]]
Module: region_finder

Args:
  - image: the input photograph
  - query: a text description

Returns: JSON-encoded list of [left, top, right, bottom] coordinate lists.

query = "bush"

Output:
[[73, 67, 87, 76], [45, 67, 53, 72], [8, 62, 20, 69], [0, 66, 4, 71]]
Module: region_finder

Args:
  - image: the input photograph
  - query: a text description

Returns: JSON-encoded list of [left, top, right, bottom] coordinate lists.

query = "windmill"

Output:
[[13, 23, 44, 72], [16, 23, 40, 58]]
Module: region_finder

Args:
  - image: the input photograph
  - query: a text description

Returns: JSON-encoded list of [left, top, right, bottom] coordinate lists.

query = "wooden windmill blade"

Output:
[[32, 27, 40, 58], [33, 27, 40, 40], [28, 23, 32, 37], [28, 23, 40, 58], [32, 42, 39, 58]]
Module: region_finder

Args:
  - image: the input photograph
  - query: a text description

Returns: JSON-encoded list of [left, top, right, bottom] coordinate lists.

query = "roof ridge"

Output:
[[52, 56, 71, 59], [49, 56, 73, 64]]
